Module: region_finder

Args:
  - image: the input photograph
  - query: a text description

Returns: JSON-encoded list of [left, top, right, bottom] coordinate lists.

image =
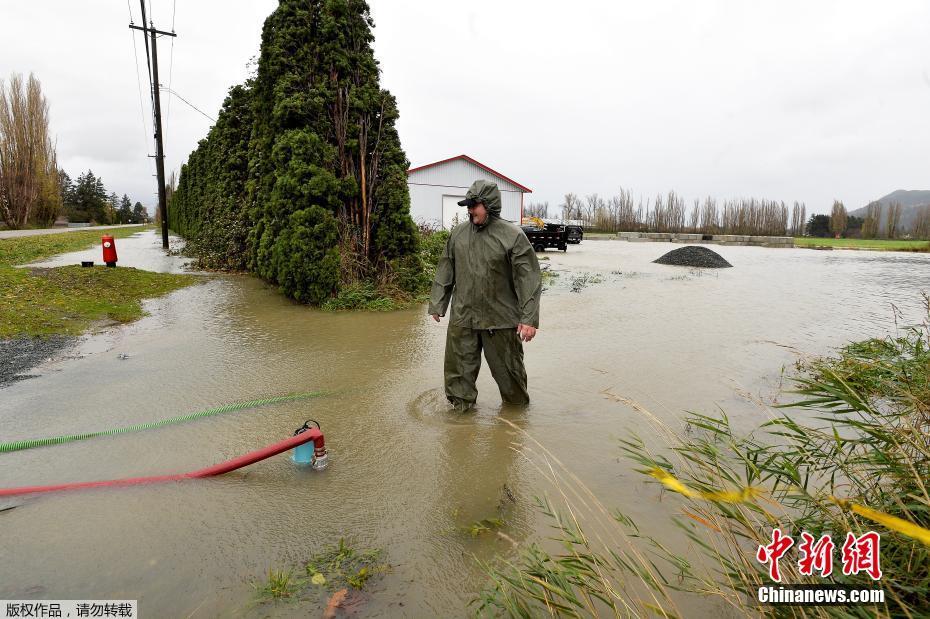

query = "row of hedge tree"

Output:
[[169, 0, 421, 305]]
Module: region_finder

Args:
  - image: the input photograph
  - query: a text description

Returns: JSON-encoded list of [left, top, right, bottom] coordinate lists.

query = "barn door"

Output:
[[442, 195, 468, 230]]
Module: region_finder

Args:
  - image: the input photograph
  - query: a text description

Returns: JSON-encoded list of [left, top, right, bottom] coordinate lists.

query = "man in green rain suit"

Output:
[[429, 180, 542, 410]]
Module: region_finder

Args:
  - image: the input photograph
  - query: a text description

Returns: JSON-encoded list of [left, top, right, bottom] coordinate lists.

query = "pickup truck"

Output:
[[521, 222, 568, 252], [564, 225, 583, 244]]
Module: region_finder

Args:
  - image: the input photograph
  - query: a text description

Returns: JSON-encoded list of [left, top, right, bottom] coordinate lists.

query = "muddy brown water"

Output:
[[1, 230, 929, 617]]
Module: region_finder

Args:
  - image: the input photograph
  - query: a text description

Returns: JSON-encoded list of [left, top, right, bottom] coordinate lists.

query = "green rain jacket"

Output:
[[428, 180, 542, 329]]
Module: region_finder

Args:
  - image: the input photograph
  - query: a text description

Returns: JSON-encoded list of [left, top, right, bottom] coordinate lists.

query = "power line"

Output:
[[129, 30, 151, 159], [165, 0, 177, 152], [138, 2, 154, 111], [127, 0, 157, 197], [161, 88, 216, 123]]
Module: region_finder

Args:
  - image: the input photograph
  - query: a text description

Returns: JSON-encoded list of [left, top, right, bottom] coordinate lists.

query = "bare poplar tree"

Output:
[[688, 198, 700, 231], [560, 193, 582, 221], [524, 201, 548, 219], [913, 205, 930, 240], [862, 201, 881, 239], [700, 197, 718, 234], [830, 200, 848, 237], [614, 188, 636, 231], [583, 193, 603, 228], [0, 73, 59, 228], [552, 186, 798, 236], [885, 201, 903, 239], [790, 202, 805, 236]]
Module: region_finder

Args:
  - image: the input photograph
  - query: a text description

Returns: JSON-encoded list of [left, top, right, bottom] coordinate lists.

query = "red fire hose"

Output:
[[0, 429, 326, 498]]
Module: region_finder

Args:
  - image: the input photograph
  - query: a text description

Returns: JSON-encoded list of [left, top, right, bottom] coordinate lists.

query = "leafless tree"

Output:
[[582, 193, 604, 227], [699, 197, 719, 234], [593, 194, 619, 232], [913, 204, 930, 240], [688, 198, 700, 231], [524, 201, 548, 219], [885, 201, 903, 239], [560, 193, 583, 221], [861, 201, 881, 239], [614, 188, 637, 231], [830, 200, 848, 237], [563, 186, 796, 236], [0, 72, 60, 228], [789, 201, 806, 236]]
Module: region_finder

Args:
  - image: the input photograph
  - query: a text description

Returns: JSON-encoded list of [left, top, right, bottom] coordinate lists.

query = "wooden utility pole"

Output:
[[129, 10, 176, 249]]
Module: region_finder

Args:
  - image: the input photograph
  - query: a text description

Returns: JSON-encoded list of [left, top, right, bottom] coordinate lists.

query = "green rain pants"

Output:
[[444, 325, 529, 408]]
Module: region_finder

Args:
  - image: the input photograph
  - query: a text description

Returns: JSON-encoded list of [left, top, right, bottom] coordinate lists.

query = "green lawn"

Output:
[[0, 226, 197, 337], [794, 237, 930, 251], [0, 226, 154, 265]]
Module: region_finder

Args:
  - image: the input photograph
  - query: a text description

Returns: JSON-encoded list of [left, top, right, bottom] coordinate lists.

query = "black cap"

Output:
[[457, 197, 480, 207]]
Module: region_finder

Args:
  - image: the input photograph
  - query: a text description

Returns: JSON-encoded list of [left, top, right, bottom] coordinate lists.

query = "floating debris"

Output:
[[570, 273, 603, 292], [540, 265, 562, 294], [654, 246, 732, 268], [502, 484, 516, 503]]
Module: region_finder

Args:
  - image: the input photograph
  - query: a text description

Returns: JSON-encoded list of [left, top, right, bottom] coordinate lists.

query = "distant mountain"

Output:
[[849, 190, 930, 233]]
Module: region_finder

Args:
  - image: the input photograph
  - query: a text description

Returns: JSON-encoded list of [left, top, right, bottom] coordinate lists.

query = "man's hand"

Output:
[[517, 324, 537, 342], [431, 314, 441, 323]]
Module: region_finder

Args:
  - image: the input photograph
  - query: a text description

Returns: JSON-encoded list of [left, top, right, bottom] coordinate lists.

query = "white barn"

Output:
[[407, 155, 532, 229]]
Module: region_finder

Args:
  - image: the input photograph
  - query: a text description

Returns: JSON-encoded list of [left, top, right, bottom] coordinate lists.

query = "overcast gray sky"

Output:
[[4, 1, 929, 215]]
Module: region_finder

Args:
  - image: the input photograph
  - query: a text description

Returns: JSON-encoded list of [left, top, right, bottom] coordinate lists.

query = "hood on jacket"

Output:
[[464, 180, 502, 218]]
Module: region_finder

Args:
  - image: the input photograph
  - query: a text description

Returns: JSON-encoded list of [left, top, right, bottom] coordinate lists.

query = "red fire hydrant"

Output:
[[102, 235, 118, 267]]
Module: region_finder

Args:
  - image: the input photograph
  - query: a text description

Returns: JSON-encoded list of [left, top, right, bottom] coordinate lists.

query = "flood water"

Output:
[[2, 229, 929, 617]]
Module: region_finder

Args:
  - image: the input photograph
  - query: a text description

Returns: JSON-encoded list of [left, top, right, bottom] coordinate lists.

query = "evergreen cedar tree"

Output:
[[169, 0, 420, 303], [806, 214, 831, 238], [171, 84, 254, 270], [65, 170, 108, 224]]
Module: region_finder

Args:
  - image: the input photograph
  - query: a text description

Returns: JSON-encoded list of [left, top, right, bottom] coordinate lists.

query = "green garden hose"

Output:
[[0, 391, 325, 454]]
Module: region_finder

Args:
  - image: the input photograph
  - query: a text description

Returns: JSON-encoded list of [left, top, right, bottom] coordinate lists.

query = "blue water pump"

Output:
[[292, 419, 323, 467]]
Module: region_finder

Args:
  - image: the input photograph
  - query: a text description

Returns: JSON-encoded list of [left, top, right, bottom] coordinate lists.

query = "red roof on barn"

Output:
[[407, 154, 532, 193]]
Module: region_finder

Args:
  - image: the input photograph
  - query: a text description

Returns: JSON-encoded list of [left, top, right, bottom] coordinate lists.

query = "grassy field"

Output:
[[794, 236, 930, 251], [0, 227, 197, 337]]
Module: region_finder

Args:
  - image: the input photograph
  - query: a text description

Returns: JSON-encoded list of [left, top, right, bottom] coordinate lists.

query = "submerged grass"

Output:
[[1, 265, 196, 337], [0, 226, 197, 337], [251, 541, 388, 611], [479, 295, 930, 617], [305, 538, 390, 591], [253, 569, 302, 601]]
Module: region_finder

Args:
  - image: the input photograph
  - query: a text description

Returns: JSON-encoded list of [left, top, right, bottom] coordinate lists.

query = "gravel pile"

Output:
[[0, 335, 76, 388], [653, 246, 733, 268]]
